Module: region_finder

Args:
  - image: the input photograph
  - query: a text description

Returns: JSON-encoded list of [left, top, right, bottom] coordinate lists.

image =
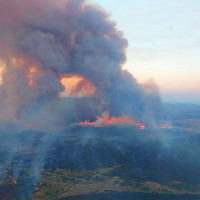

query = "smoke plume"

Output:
[[0, 0, 166, 131], [0, 1, 169, 198]]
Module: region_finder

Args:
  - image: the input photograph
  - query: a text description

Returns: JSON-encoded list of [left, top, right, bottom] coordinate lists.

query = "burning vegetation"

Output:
[[78, 111, 147, 130], [0, 0, 166, 131], [0, 0, 168, 199]]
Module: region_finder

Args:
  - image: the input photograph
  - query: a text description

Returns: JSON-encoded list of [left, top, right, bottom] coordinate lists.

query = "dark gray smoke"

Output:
[[0, 0, 167, 198], [0, 0, 165, 131]]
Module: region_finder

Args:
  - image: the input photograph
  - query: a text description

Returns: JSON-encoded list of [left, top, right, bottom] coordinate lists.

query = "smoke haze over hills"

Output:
[[0, 0, 166, 131]]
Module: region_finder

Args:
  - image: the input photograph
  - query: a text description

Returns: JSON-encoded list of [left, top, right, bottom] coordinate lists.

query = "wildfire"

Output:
[[140, 125, 146, 130], [11, 57, 25, 67], [79, 121, 95, 126], [34, 183, 42, 193], [78, 112, 146, 130], [160, 125, 168, 129], [0, 60, 6, 86], [28, 65, 43, 87], [59, 73, 95, 97], [13, 179, 17, 184]]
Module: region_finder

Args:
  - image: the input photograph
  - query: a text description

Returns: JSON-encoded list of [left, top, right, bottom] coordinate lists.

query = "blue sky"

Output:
[[92, 0, 200, 103]]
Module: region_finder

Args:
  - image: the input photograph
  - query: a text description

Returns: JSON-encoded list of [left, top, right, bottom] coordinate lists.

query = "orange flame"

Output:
[[0, 60, 6, 86], [78, 112, 146, 130], [140, 125, 146, 130], [11, 57, 25, 67], [28, 65, 43, 87], [59, 73, 95, 97], [79, 121, 95, 126], [13, 179, 17, 184], [160, 125, 168, 129]]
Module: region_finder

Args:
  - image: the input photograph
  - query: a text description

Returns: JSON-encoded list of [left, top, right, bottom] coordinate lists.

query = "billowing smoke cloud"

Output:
[[0, 0, 169, 198], [0, 0, 166, 131]]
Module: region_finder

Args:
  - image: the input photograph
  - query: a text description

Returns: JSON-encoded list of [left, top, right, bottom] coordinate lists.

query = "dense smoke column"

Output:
[[0, 0, 167, 198], [0, 0, 166, 129]]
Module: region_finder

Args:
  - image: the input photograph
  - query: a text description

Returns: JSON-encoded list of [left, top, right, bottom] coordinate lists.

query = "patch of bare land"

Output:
[[31, 165, 200, 200]]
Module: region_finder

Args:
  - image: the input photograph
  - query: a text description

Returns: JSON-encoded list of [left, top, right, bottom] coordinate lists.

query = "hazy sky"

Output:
[[92, 0, 200, 103]]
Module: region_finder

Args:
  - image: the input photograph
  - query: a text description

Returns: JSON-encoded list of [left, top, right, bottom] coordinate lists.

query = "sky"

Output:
[[92, 0, 200, 103]]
